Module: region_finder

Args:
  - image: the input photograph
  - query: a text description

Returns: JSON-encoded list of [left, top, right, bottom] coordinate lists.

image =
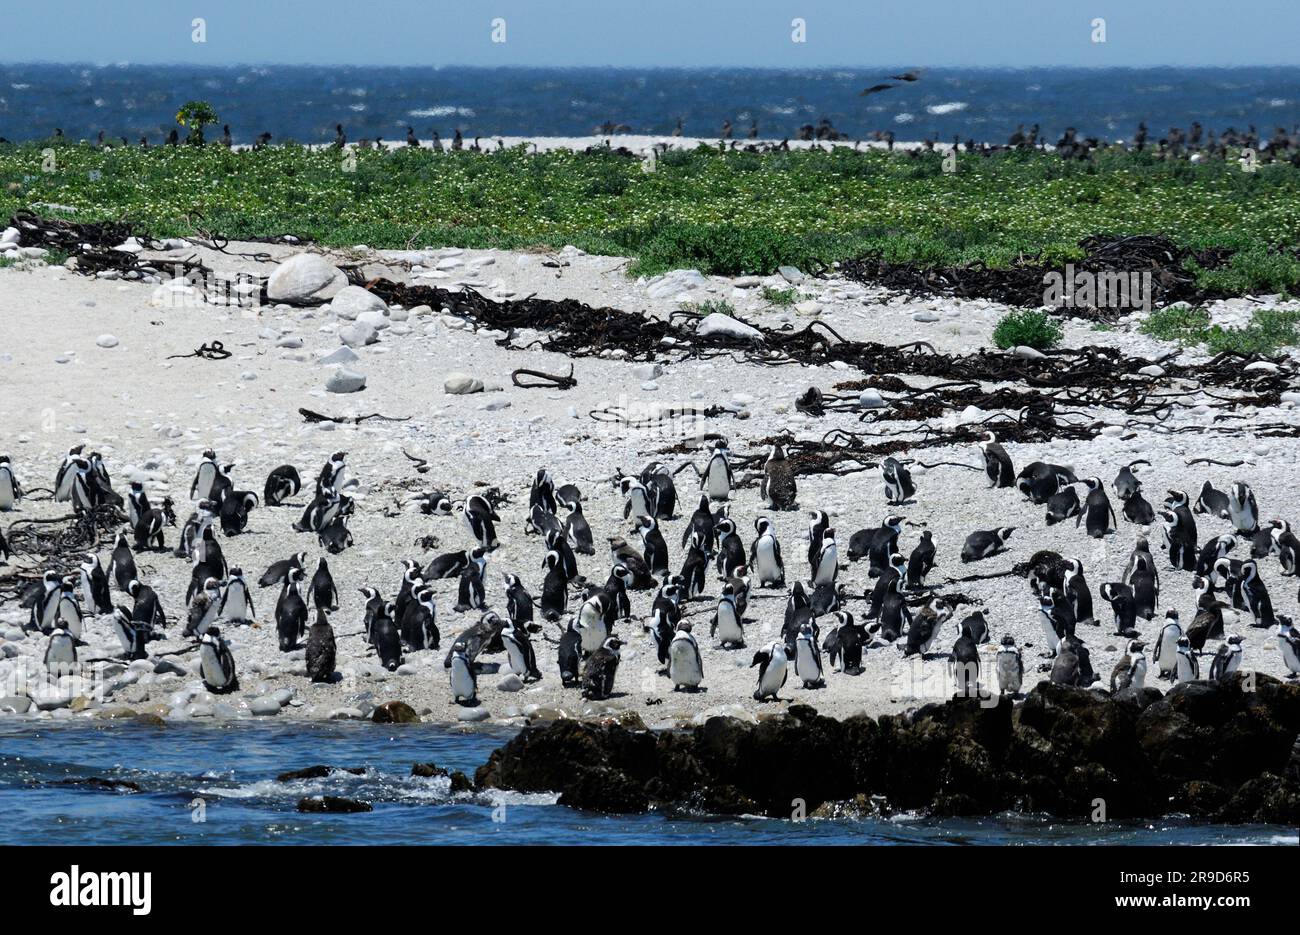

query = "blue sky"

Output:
[[4, 0, 1296, 67]]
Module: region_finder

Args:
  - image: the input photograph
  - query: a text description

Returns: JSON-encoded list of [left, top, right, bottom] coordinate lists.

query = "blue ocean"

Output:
[[0, 721, 1293, 845], [1, 64, 1299, 145]]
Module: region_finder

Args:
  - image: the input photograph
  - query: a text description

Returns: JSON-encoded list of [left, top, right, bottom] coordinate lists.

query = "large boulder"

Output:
[[267, 253, 347, 304]]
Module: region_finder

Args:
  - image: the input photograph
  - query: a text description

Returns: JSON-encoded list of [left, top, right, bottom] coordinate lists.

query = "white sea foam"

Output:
[[926, 102, 968, 115], [408, 106, 476, 118]]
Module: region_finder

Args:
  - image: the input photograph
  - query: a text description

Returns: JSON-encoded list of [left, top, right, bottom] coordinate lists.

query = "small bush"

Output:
[[761, 286, 797, 306], [992, 310, 1064, 350], [1138, 306, 1211, 342]]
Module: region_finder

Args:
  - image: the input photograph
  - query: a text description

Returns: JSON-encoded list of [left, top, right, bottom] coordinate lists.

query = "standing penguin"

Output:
[[1160, 508, 1197, 572], [1196, 533, 1236, 577], [557, 617, 583, 687], [751, 640, 789, 701], [761, 443, 798, 510], [198, 627, 239, 693], [44, 627, 78, 676], [634, 515, 671, 578], [503, 573, 535, 630], [710, 582, 745, 648], [109, 531, 138, 593], [823, 610, 867, 674], [370, 601, 404, 672], [500, 619, 541, 682], [949, 623, 981, 697], [275, 567, 308, 652], [217, 568, 255, 625], [978, 432, 1015, 488], [1077, 477, 1116, 538], [995, 635, 1023, 696], [1240, 559, 1275, 629], [750, 516, 785, 588], [1209, 634, 1243, 683], [806, 509, 830, 575], [576, 592, 609, 655], [620, 475, 653, 523], [1153, 610, 1183, 680], [78, 553, 112, 615], [1270, 519, 1300, 575], [1063, 558, 1095, 625], [1275, 616, 1300, 679], [906, 530, 936, 590], [1099, 582, 1138, 636], [1110, 639, 1148, 695], [881, 457, 915, 505], [305, 608, 337, 683], [1174, 636, 1200, 683], [701, 440, 733, 501], [455, 548, 488, 613], [190, 450, 220, 501], [1228, 482, 1259, 536], [449, 648, 478, 705], [813, 528, 839, 586], [540, 551, 568, 621], [309, 556, 339, 611], [457, 496, 500, 551], [52, 445, 84, 503], [561, 498, 595, 555], [713, 517, 746, 578], [0, 455, 22, 511], [110, 606, 150, 660], [794, 621, 825, 688], [667, 623, 704, 691], [580, 636, 623, 700]]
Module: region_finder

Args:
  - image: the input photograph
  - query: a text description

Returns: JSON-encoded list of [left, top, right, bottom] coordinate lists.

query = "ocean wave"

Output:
[[926, 102, 968, 115], [893, 112, 915, 124], [408, 106, 476, 118]]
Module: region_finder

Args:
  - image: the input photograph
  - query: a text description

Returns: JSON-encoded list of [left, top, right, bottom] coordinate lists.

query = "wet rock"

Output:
[[52, 776, 141, 792], [296, 795, 373, 813], [276, 764, 365, 782], [372, 700, 420, 723]]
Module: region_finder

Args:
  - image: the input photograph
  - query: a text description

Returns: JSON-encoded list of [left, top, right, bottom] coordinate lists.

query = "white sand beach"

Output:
[[1, 230, 1298, 730]]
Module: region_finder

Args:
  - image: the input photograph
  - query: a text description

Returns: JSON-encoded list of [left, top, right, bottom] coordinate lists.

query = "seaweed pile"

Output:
[[0, 505, 123, 607], [8, 211, 211, 281], [838, 234, 1231, 316]]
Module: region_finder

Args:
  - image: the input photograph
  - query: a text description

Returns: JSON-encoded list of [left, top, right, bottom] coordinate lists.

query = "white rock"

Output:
[[96, 334, 119, 348], [858, 389, 886, 409], [1138, 365, 1165, 377], [250, 695, 282, 716], [497, 674, 524, 692], [266, 253, 347, 304], [795, 300, 823, 316], [457, 706, 491, 722], [631, 362, 663, 381], [696, 313, 763, 342], [326, 368, 366, 393], [1013, 346, 1047, 361], [338, 321, 378, 348], [444, 372, 485, 395], [318, 346, 360, 366], [330, 285, 388, 320]]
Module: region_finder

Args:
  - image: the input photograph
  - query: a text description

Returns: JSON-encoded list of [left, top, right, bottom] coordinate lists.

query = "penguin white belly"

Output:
[[578, 610, 607, 654], [113, 619, 135, 655], [1158, 632, 1179, 675], [714, 604, 744, 645], [450, 659, 476, 702], [1280, 635, 1300, 674], [200, 645, 227, 687], [795, 641, 821, 683], [668, 639, 703, 687], [813, 548, 836, 586], [759, 654, 787, 696], [224, 588, 251, 622], [705, 462, 729, 500], [0, 475, 13, 510], [505, 640, 528, 676], [756, 539, 780, 584], [1130, 658, 1147, 692], [627, 491, 650, 520], [57, 601, 82, 640], [1039, 614, 1060, 653], [1175, 655, 1196, 682], [194, 464, 216, 501]]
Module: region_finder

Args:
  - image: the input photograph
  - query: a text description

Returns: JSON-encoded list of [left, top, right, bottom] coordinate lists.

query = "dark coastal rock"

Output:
[[412, 762, 473, 792], [473, 680, 1300, 822], [371, 701, 420, 724], [296, 795, 373, 813], [276, 764, 366, 782]]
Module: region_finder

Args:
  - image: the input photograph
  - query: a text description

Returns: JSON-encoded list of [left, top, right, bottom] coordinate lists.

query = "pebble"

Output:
[[913, 312, 939, 323], [250, 696, 282, 716], [858, 389, 886, 408], [318, 346, 360, 367], [457, 706, 491, 722], [631, 363, 663, 381], [96, 334, 119, 348], [497, 674, 524, 692]]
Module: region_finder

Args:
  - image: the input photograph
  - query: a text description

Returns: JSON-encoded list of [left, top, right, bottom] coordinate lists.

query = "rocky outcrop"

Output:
[[474, 675, 1300, 822]]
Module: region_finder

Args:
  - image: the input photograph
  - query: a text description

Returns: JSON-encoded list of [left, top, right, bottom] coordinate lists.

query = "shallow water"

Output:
[[0, 721, 1292, 845], [2, 64, 1300, 145]]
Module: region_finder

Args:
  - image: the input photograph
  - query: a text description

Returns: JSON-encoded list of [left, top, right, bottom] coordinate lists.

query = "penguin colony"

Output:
[[2, 426, 1299, 720]]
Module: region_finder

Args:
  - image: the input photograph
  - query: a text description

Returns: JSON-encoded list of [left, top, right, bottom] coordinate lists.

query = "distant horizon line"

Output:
[[3, 61, 1300, 71]]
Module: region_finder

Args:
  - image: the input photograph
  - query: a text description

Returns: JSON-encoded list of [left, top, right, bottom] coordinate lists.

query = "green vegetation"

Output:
[[1139, 305, 1300, 355], [175, 101, 219, 146], [2, 143, 1300, 286], [992, 310, 1064, 350], [683, 298, 738, 317], [761, 285, 798, 306]]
